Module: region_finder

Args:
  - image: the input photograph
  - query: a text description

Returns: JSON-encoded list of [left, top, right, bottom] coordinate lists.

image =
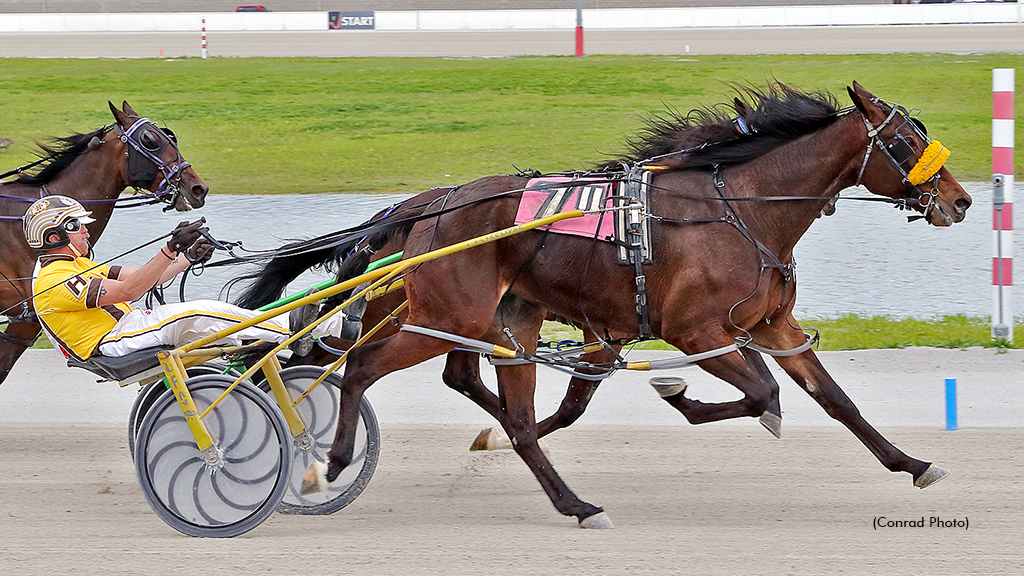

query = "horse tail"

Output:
[[231, 187, 454, 310], [231, 238, 359, 310]]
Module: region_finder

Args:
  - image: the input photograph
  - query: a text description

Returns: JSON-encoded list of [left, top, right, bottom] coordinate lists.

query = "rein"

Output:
[[0, 190, 174, 221]]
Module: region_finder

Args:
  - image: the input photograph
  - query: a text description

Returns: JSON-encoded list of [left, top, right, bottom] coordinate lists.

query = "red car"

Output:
[[236, 5, 270, 11]]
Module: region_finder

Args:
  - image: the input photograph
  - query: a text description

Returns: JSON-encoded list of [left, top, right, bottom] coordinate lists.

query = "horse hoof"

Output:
[[470, 427, 513, 451], [579, 511, 615, 529], [650, 376, 687, 398], [469, 427, 551, 456], [914, 464, 950, 489], [300, 460, 329, 495], [759, 412, 782, 439]]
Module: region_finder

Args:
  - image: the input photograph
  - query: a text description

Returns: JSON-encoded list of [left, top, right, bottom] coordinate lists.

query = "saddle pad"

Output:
[[514, 177, 617, 240]]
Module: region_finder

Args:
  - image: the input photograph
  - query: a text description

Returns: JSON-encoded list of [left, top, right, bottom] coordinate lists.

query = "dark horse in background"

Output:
[[0, 101, 209, 386], [244, 82, 971, 528]]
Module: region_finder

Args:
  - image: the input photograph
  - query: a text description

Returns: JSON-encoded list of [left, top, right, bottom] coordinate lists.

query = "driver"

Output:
[[24, 195, 352, 362]]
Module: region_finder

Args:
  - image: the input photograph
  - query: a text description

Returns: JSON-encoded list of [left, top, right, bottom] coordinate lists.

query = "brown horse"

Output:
[[238, 82, 970, 527], [0, 101, 209, 386], [292, 82, 971, 528]]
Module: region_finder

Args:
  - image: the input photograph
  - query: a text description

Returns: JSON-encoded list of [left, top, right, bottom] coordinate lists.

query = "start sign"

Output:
[[329, 11, 375, 30]]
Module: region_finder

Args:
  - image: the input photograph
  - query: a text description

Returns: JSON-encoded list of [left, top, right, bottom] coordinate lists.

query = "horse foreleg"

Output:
[[495, 360, 610, 528], [738, 348, 783, 438], [758, 316, 947, 488], [0, 322, 40, 386]]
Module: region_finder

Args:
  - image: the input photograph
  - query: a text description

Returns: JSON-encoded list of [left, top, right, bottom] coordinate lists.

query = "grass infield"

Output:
[[540, 314, 1024, 351], [1, 54, 1022, 195]]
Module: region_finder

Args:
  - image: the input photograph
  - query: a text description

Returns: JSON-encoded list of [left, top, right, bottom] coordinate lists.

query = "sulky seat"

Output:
[[67, 346, 174, 382]]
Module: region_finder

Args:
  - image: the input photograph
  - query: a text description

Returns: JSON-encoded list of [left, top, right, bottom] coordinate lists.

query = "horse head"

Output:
[[848, 82, 971, 227], [108, 101, 209, 211]]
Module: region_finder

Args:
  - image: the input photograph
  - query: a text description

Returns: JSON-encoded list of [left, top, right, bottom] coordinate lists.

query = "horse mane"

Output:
[[16, 126, 111, 186], [603, 82, 841, 170]]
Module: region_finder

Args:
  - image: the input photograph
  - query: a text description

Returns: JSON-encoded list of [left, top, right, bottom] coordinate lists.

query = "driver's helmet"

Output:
[[23, 195, 96, 252]]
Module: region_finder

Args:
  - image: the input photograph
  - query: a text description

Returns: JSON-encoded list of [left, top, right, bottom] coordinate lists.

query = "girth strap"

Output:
[[616, 166, 655, 339]]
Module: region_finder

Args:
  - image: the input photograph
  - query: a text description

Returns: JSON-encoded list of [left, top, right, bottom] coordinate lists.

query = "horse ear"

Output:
[[847, 82, 877, 120], [847, 80, 888, 120], [733, 97, 752, 117], [121, 100, 138, 117], [109, 101, 130, 126]]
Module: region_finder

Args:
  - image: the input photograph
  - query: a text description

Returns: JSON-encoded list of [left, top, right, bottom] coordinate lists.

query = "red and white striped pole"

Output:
[[201, 18, 208, 59], [992, 68, 1014, 342], [575, 0, 584, 57]]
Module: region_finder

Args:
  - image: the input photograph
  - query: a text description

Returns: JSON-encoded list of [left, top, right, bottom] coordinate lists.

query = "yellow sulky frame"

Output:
[[156, 209, 588, 452]]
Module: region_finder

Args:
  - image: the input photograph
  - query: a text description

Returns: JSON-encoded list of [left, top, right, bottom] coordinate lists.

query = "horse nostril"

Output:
[[954, 197, 971, 214], [192, 183, 209, 199]]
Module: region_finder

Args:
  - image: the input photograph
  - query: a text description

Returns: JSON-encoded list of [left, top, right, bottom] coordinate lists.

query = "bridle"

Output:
[[854, 98, 949, 223], [115, 116, 192, 212]]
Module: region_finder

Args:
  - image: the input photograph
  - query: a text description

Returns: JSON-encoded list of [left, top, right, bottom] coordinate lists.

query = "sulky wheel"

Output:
[[126, 362, 243, 463], [127, 379, 171, 463], [133, 375, 293, 537], [260, 366, 380, 516]]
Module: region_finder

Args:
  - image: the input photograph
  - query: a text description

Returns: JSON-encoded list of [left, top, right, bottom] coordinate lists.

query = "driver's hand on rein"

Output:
[[186, 237, 215, 264], [166, 220, 206, 255]]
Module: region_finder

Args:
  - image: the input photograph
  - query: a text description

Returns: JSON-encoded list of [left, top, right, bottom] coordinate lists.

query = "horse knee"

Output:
[[552, 403, 586, 428]]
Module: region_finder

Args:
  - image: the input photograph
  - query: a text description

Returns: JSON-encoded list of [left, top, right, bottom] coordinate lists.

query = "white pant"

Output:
[[97, 299, 343, 357]]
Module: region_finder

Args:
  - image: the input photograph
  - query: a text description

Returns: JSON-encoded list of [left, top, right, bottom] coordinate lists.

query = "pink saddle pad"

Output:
[[514, 177, 617, 240]]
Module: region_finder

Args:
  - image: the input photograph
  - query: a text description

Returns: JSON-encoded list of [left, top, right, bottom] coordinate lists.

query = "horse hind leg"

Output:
[[302, 330, 458, 493], [495, 360, 611, 528], [487, 304, 609, 527], [535, 344, 618, 437], [468, 344, 614, 452], [440, 350, 550, 453]]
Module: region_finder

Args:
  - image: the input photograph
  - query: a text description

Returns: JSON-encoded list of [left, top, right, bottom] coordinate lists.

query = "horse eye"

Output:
[[140, 130, 160, 151]]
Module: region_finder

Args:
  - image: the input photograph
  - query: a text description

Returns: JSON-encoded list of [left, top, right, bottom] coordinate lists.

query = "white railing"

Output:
[[0, 4, 1021, 34]]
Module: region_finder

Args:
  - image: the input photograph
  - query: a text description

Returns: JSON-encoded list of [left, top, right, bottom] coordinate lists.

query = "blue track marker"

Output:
[[945, 378, 958, 431]]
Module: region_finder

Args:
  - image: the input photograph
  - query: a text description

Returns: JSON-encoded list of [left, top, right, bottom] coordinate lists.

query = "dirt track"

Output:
[[1, 423, 1020, 574]]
